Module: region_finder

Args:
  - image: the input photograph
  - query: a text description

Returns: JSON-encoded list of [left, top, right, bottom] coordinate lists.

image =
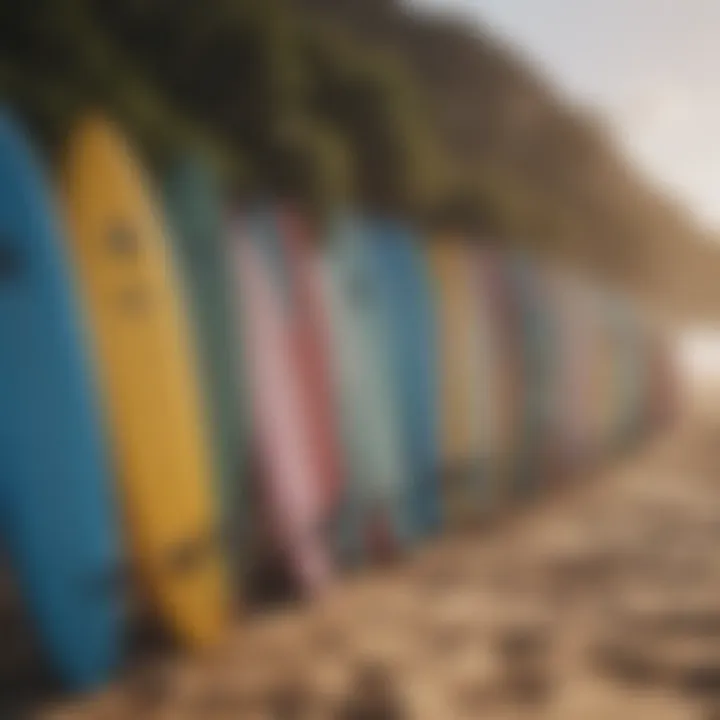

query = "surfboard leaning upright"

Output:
[[502, 254, 556, 496], [426, 237, 485, 526], [60, 116, 227, 648], [231, 214, 330, 593], [163, 157, 248, 582], [365, 220, 441, 538], [276, 208, 344, 523], [474, 244, 514, 505], [0, 110, 122, 689], [321, 215, 409, 563]]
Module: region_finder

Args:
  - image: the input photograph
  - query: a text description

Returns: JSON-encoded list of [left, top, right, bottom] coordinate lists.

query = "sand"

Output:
[[19, 382, 720, 719]]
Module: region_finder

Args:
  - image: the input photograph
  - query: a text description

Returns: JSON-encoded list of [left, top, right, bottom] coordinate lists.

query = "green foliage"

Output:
[[300, 19, 447, 214], [0, 0, 448, 213], [0, 0, 712, 300]]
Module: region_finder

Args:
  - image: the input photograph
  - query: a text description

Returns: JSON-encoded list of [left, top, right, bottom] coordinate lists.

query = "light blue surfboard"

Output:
[[321, 215, 410, 564], [0, 111, 122, 689]]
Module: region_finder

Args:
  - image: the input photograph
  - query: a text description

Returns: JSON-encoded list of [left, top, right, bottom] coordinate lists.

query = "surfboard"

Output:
[[272, 207, 344, 521], [618, 302, 653, 446], [635, 313, 655, 441], [651, 327, 678, 430], [162, 156, 248, 582], [583, 285, 614, 462], [365, 220, 441, 538], [231, 214, 330, 593], [558, 279, 598, 467], [502, 254, 556, 496], [61, 116, 227, 649], [602, 292, 629, 453], [479, 250, 527, 495], [473, 244, 517, 506], [585, 287, 613, 458], [426, 237, 486, 524], [601, 290, 629, 455], [0, 111, 122, 689], [540, 270, 568, 476], [539, 263, 576, 483], [541, 270, 582, 477], [320, 215, 409, 563], [642, 320, 670, 433]]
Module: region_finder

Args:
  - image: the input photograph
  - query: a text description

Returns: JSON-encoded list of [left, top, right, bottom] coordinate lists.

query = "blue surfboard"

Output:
[[365, 220, 441, 538], [0, 111, 122, 689]]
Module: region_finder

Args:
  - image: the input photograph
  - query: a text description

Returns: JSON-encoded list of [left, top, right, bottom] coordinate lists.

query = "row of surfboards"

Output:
[[0, 109, 677, 694]]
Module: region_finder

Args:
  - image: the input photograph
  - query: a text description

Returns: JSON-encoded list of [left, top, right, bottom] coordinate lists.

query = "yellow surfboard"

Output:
[[427, 236, 484, 525], [60, 116, 227, 649]]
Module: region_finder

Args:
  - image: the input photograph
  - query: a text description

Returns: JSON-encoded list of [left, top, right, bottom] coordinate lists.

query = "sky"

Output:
[[409, 0, 720, 229]]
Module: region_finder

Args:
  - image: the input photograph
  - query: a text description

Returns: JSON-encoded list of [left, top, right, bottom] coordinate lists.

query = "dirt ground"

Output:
[[29, 380, 720, 719]]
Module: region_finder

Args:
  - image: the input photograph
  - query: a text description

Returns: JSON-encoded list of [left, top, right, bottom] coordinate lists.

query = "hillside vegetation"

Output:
[[1, 0, 718, 317]]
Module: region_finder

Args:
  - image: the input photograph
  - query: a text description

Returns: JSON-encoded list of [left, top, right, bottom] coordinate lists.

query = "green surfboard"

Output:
[[163, 157, 248, 579]]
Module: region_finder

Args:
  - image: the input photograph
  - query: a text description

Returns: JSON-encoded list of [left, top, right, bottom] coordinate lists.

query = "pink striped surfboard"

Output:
[[277, 208, 344, 518], [231, 222, 329, 594]]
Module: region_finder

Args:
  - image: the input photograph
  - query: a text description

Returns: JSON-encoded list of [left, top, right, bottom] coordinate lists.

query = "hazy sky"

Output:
[[410, 0, 720, 228]]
